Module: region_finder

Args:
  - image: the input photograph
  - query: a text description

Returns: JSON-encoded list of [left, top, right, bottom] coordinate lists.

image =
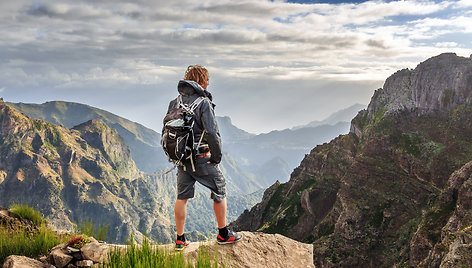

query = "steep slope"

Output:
[[7, 101, 167, 173], [231, 53, 472, 267], [0, 99, 172, 243]]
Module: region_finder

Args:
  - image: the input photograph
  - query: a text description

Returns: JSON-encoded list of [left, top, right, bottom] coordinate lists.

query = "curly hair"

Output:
[[184, 65, 209, 86]]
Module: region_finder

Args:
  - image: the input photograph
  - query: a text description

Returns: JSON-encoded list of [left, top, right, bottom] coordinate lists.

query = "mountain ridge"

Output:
[[0, 98, 173, 243], [292, 103, 366, 130], [231, 53, 472, 267]]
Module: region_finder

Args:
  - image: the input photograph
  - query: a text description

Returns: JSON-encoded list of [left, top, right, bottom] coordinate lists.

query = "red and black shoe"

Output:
[[217, 230, 242, 244], [175, 239, 189, 250]]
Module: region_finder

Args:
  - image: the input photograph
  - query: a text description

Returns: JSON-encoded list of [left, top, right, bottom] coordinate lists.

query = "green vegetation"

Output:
[[421, 198, 457, 244], [368, 203, 390, 229], [67, 235, 90, 249], [102, 235, 225, 268], [9, 203, 44, 226], [77, 219, 109, 241], [0, 224, 68, 264], [1, 204, 70, 264]]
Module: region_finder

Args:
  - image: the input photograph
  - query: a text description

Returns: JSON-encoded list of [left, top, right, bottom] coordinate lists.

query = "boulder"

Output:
[[2, 255, 44, 268], [50, 248, 73, 268], [75, 260, 93, 268], [81, 241, 108, 263]]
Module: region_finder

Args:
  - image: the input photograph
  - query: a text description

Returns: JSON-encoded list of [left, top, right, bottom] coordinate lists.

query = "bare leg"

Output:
[[213, 197, 227, 229], [175, 199, 188, 236]]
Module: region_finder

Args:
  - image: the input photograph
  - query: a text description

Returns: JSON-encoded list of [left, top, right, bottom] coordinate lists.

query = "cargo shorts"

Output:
[[177, 156, 226, 202]]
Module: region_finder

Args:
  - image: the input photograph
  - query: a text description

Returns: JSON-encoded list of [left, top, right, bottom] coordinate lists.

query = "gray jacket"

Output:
[[166, 80, 222, 164]]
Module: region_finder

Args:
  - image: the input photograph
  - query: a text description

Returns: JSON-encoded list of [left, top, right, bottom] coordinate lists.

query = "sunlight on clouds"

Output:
[[436, 42, 458, 48], [1, 0, 471, 132], [455, 0, 472, 8]]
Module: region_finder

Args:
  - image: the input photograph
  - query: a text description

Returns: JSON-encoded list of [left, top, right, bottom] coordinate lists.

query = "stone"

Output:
[[2, 255, 44, 268], [71, 252, 82, 260], [39, 256, 48, 263], [66, 247, 80, 254], [184, 232, 314, 268], [75, 260, 93, 268], [51, 248, 73, 268], [81, 241, 108, 263], [51, 243, 67, 252]]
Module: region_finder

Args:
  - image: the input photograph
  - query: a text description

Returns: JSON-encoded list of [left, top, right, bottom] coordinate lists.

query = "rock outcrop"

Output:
[[410, 160, 472, 267], [183, 232, 314, 268], [362, 53, 472, 123], [0, 207, 38, 235], [232, 53, 472, 267], [2, 231, 313, 268], [2, 255, 44, 268]]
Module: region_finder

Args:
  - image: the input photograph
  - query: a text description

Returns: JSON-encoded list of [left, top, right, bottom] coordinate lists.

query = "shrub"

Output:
[[67, 235, 90, 249], [9, 204, 44, 226]]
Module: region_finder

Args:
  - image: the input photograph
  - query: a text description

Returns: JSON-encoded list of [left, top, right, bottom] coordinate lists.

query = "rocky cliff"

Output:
[[6, 101, 167, 173], [0, 99, 172, 243], [231, 53, 472, 267]]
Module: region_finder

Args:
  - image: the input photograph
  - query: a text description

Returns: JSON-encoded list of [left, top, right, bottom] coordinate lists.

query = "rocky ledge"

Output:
[[2, 232, 313, 268]]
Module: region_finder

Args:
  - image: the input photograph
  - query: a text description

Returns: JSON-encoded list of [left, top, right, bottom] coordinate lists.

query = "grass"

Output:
[[2, 204, 224, 267], [0, 224, 69, 264], [101, 235, 225, 268], [9, 203, 44, 226], [77, 219, 109, 241], [1, 204, 70, 264]]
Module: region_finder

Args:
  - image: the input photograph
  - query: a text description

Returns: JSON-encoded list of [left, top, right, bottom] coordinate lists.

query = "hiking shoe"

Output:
[[175, 240, 189, 250], [217, 230, 242, 244]]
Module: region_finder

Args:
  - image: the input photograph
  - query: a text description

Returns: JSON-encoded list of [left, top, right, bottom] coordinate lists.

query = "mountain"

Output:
[[1, 99, 264, 242], [7, 101, 168, 173], [0, 99, 172, 243], [292, 103, 366, 130], [216, 116, 255, 143], [230, 53, 472, 267], [225, 122, 351, 180], [9, 101, 353, 188]]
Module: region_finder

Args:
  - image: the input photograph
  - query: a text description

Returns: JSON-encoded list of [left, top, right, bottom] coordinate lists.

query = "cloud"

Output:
[[1, 0, 471, 132]]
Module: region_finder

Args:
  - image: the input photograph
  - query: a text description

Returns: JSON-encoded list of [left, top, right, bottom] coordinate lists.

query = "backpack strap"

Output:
[[189, 96, 205, 112], [176, 95, 206, 113]]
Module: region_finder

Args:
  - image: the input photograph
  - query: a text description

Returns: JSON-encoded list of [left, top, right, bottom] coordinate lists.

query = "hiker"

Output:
[[162, 65, 242, 250]]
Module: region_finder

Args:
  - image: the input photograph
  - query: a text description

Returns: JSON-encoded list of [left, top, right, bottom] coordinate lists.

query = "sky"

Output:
[[0, 0, 471, 134]]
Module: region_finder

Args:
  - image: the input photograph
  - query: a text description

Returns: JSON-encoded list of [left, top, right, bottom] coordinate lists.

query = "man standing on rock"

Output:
[[163, 65, 242, 250]]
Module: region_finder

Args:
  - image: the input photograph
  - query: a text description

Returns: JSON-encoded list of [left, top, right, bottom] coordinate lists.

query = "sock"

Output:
[[218, 226, 228, 238], [177, 233, 185, 242]]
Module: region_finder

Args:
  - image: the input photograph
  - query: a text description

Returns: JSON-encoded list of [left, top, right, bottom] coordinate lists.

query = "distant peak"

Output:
[[351, 53, 472, 138], [370, 53, 471, 117]]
